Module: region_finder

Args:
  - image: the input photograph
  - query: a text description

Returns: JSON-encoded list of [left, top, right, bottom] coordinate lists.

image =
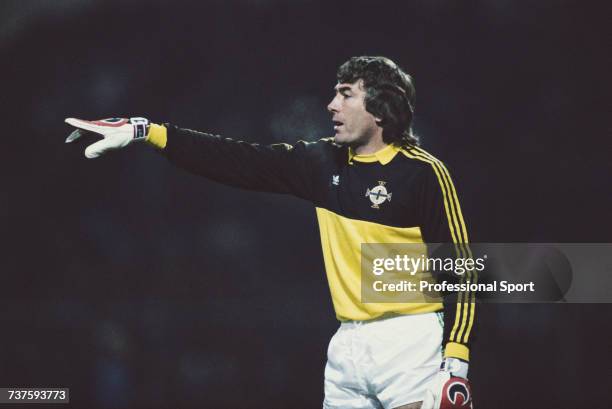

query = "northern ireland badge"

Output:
[[365, 181, 392, 209]]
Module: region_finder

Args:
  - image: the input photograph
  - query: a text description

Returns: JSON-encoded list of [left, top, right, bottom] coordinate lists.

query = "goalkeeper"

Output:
[[66, 56, 476, 409]]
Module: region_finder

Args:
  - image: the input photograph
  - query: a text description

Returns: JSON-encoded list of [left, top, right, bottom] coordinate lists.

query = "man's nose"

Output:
[[327, 95, 340, 113]]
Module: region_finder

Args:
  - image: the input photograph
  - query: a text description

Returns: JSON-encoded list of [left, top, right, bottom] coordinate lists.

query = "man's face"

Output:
[[327, 80, 380, 147]]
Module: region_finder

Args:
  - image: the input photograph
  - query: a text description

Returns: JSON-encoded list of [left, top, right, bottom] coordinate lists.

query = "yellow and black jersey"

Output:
[[150, 124, 476, 361]]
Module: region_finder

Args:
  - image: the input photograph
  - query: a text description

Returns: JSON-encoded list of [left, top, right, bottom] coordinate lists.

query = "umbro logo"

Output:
[[332, 175, 340, 186]]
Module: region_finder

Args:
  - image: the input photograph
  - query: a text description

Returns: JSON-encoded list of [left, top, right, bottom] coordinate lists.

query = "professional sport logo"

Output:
[[365, 181, 392, 209]]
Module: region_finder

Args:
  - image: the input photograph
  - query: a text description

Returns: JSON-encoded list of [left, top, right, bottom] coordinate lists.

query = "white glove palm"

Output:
[[422, 358, 473, 409], [65, 117, 149, 158]]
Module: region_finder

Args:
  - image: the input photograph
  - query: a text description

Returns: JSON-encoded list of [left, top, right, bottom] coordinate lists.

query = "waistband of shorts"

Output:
[[340, 312, 418, 328]]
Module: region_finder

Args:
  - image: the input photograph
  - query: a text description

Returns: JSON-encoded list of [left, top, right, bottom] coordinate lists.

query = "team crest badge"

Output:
[[365, 181, 392, 209]]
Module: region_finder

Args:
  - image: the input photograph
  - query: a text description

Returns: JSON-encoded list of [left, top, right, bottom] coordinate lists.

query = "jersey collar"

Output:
[[348, 143, 401, 165]]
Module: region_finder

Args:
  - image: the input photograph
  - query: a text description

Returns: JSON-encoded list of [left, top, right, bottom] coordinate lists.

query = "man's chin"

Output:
[[333, 134, 351, 146], [334, 134, 360, 148]]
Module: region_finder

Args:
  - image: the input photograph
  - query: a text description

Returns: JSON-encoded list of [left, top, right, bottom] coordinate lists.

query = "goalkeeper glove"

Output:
[[422, 358, 473, 409], [65, 117, 149, 158]]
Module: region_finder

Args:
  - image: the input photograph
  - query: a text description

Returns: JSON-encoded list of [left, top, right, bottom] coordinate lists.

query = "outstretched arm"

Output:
[[65, 117, 318, 201], [156, 124, 316, 200]]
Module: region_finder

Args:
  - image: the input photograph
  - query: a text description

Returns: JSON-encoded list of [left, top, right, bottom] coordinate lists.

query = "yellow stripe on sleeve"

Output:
[[413, 147, 469, 243], [401, 147, 476, 345], [400, 150, 460, 244]]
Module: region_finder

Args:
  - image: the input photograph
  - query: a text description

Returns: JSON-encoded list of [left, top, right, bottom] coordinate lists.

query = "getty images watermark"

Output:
[[360, 243, 612, 303], [370, 252, 534, 295]]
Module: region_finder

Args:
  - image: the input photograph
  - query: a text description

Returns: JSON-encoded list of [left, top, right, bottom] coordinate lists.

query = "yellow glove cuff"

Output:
[[146, 123, 167, 149]]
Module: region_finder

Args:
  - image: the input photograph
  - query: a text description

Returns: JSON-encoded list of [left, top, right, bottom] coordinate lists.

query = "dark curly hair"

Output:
[[337, 56, 418, 146]]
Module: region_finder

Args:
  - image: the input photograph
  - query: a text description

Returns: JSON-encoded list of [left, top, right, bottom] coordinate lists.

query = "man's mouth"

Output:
[[333, 120, 344, 131]]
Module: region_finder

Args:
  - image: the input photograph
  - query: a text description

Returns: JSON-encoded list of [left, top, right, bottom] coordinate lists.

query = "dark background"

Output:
[[1, 0, 610, 408]]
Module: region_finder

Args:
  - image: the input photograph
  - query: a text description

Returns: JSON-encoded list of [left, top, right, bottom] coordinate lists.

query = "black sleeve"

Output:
[[418, 162, 477, 361], [161, 124, 317, 201]]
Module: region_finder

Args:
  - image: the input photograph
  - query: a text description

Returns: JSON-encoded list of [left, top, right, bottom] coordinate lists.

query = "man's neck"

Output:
[[352, 135, 387, 155]]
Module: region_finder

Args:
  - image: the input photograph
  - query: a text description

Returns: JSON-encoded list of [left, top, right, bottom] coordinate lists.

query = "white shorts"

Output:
[[323, 312, 443, 409]]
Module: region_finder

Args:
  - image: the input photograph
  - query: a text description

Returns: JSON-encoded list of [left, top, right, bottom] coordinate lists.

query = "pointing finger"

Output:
[[65, 129, 84, 143], [65, 117, 104, 134]]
